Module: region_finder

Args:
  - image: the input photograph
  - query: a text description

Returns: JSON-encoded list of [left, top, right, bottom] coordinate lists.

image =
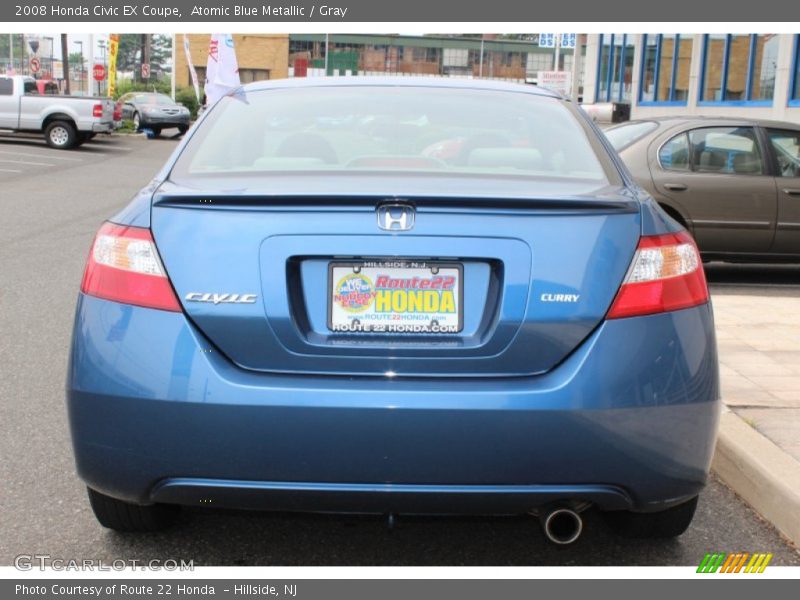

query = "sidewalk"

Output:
[[710, 286, 800, 546]]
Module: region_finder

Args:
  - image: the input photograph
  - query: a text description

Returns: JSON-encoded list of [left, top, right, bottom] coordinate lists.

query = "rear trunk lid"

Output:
[[151, 178, 641, 377]]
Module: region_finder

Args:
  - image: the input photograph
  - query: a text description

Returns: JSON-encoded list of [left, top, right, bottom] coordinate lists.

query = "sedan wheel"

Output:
[[132, 112, 141, 131]]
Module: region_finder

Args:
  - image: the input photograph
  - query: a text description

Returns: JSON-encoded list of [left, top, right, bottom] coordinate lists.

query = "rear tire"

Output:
[[603, 496, 698, 538], [132, 112, 141, 131], [178, 125, 188, 135], [87, 487, 179, 532], [44, 120, 78, 149]]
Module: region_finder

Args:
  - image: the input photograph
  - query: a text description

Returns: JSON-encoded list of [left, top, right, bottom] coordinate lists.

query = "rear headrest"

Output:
[[732, 153, 762, 174], [467, 148, 544, 171], [698, 150, 726, 171], [253, 157, 327, 169]]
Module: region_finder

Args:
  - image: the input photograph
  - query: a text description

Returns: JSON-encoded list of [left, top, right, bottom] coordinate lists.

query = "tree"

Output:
[[150, 35, 172, 71], [0, 34, 25, 70], [68, 52, 86, 68], [115, 33, 172, 73]]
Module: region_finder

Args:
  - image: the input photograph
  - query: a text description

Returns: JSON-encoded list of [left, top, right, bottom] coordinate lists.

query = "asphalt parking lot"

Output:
[[0, 134, 798, 566]]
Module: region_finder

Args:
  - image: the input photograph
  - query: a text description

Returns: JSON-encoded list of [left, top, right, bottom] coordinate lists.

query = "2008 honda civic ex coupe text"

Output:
[[67, 78, 720, 544]]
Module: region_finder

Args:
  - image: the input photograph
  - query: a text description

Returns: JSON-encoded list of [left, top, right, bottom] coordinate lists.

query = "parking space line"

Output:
[[86, 144, 133, 151], [0, 167, 22, 173], [0, 158, 55, 167], [0, 150, 83, 162]]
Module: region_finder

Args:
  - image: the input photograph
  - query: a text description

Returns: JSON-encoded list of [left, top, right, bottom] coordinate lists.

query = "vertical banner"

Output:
[[205, 33, 240, 106], [107, 33, 119, 98], [183, 34, 201, 102]]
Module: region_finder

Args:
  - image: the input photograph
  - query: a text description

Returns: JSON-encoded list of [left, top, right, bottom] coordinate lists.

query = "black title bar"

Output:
[[4, 0, 798, 22]]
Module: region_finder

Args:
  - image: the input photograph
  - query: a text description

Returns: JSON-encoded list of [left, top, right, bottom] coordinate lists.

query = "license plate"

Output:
[[328, 261, 463, 334]]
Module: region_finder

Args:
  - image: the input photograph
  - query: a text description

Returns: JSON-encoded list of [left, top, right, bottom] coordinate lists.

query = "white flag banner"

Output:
[[204, 33, 240, 106], [183, 34, 201, 103]]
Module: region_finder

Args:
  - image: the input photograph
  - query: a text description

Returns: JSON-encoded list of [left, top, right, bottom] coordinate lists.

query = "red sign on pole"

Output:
[[29, 57, 41, 74], [141, 63, 150, 79], [92, 64, 106, 81]]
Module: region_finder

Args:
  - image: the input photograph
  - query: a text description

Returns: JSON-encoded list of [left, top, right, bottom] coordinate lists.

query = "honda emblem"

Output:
[[376, 203, 415, 231]]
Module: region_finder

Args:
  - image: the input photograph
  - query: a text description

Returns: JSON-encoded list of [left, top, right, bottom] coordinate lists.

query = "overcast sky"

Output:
[[15, 34, 115, 63]]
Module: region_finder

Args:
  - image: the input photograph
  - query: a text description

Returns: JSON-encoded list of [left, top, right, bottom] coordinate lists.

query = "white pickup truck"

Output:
[[0, 75, 115, 149]]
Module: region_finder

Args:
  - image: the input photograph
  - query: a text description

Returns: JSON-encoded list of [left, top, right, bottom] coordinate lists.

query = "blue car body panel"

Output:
[[68, 78, 720, 516], [149, 189, 641, 377], [68, 293, 718, 513]]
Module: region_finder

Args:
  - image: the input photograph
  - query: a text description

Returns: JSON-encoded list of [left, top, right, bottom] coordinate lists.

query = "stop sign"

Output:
[[93, 64, 106, 81]]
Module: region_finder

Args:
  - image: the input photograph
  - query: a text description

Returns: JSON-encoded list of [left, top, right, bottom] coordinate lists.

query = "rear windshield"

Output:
[[604, 121, 658, 151], [172, 86, 608, 182], [136, 93, 175, 105]]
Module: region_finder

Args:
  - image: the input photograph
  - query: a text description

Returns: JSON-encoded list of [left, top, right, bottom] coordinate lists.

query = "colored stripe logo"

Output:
[[697, 552, 773, 573]]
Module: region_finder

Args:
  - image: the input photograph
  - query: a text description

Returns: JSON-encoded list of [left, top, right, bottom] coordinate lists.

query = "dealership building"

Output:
[[176, 33, 576, 87], [583, 34, 800, 123], [175, 33, 800, 124]]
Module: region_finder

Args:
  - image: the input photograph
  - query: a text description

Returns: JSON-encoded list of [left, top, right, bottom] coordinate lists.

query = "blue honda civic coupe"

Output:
[[67, 78, 719, 543]]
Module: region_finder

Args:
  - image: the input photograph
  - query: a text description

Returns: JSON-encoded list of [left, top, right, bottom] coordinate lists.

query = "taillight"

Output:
[[80, 222, 181, 312], [607, 230, 708, 319], [92, 103, 103, 118]]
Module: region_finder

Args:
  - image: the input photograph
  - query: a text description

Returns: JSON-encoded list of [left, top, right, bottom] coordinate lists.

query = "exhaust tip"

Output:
[[542, 507, 583, 545]]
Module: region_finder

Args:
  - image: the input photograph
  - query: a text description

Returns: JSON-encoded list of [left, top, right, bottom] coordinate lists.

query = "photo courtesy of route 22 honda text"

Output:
[[67, 77, 719, 544]]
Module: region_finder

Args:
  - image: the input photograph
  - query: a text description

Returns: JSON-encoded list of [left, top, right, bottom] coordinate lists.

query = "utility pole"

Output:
[[61, 34, 70, 95], [8, 34, 13, 73], [141, 33, 151, 86], [88, 34, 95, 95], [479, 37, 484, 78], [570, 34, 584, 102], [554, 34, 561, 71], [170, 34, 176, 99], [324, 33, 329, 75], [75, 40, 84, 94]]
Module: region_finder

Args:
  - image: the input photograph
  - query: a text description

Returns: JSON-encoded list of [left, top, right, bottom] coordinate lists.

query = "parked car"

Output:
[[112, 100, 123, 130], [68, 78, 719, 543], [118, 91, 190, 136], [605, 117, 800, 262], [0, 75, 115, 149]]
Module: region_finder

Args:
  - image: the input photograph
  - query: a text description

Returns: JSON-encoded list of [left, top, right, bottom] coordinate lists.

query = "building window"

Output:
[[639, 34, 693, 105], [193, 66, 206, 85], [238, 69, 270, 84], [596, 34, 635, 103], [442, 48, 468, 68], [526, 52, 553, 74], [412, 47, 438, 63], [790, 35, 800, 105], [700, 34, 778, 105]]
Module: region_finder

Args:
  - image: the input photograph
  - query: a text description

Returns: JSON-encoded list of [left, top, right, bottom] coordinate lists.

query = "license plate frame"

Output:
[[327, 260, 464, 334]]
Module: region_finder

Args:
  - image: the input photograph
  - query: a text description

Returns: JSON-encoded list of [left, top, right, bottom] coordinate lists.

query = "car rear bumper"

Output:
[[91, 121, 114, 133], [67, 294, 720, 514]]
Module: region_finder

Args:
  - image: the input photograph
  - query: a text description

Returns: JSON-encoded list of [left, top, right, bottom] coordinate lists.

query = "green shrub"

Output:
[[175, 87, 201, 118]]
